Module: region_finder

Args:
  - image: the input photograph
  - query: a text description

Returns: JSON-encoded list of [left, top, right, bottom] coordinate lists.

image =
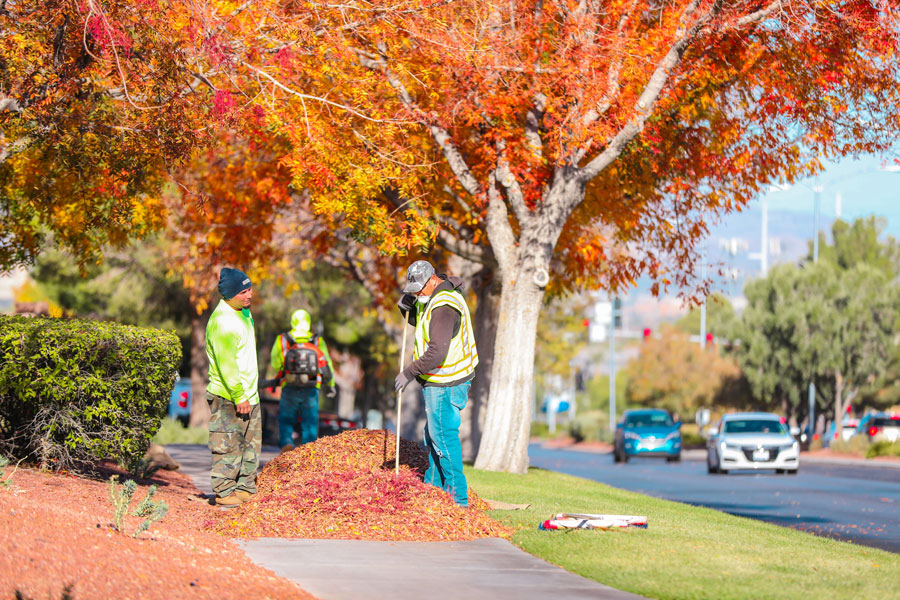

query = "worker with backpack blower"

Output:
[[269, 309, 337, 452]]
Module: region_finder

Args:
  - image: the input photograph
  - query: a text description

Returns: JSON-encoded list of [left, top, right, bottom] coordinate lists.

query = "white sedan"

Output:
[[707, 412, 800, 474]]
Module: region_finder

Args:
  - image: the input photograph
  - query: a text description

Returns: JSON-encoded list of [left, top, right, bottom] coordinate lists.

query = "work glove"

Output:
[[398, 293, 416, 313], [324, 385, 337, 400], [394, 371, 412, 393]]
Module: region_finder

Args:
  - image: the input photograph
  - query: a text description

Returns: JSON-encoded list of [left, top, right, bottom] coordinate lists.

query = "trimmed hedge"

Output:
[[0, 315, 181, 471]]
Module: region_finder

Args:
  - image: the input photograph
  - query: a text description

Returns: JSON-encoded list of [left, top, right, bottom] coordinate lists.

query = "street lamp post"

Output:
[[808, 184, 822, 442], [609, 296, 616, 431], [700, 245, 707, 350]]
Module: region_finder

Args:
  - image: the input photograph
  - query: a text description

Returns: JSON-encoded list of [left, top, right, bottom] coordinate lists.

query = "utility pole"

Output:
[[761, 196, 769, 277], [808, 186, 821, 442], [700, 246, 707, 350], [609, 296, 616, 431]]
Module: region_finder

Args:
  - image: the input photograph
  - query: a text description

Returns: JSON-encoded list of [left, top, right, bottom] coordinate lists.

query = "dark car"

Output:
[[309, 411, 361, 438], [614, 409, 682, 463], [854, 413, 900, 443]]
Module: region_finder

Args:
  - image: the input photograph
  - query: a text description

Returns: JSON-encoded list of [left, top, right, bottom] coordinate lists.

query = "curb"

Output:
[[799, 453, 900, 469], [536, 442, 900, 469]]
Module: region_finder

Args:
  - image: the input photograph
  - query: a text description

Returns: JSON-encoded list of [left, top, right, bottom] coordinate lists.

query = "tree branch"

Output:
[[525, 93, 546, 160], [0, 135, 29, 165], [357, 48, 483, 199], [484, 171, 518, 275], [579, 0, 722, 183], [495, 139, 531, 227], [435, 228, 495, 266], [731, 0, 782, 28], [0, 98, 21, 113]]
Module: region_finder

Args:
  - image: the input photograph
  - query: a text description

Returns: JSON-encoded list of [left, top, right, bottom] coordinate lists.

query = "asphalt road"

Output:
[[528, 444, 900, 553]]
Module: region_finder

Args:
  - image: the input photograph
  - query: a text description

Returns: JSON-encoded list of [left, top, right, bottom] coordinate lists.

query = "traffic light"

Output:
[[582, 318, 590, 328], [613, 297, 622, 329], [705, 333, 713, 344], [642, 327, 652, 339]]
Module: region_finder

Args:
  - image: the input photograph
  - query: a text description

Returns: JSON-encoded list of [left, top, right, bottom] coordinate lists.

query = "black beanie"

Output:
[[218, 267, 252, 299]]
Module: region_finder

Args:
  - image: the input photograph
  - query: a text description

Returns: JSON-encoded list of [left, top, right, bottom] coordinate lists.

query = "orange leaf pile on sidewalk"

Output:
[[210, 429, 511, 541]]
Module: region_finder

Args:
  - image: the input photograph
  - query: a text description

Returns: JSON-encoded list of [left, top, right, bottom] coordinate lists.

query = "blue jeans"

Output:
[[423, 381, 470, 507], [279, 386, 319, 447]]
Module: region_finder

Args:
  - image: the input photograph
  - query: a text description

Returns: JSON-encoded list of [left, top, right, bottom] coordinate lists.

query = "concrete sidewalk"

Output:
[[166, 444, 645, 600]]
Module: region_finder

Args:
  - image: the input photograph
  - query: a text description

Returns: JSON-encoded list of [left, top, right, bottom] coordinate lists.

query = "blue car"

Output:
[[614, 409, 682, 463], [168, 377, 192, 426]]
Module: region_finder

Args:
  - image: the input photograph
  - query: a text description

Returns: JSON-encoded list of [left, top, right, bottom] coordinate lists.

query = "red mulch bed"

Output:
[[210, 429, 511, 541], [0, 464, 315, 600]]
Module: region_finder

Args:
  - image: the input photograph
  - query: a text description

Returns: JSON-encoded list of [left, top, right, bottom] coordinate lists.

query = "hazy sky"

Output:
[[754, 154, 900, 236]]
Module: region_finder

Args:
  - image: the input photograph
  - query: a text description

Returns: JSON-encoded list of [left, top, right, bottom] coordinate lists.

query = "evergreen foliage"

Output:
[[0, 455, 11, 488], [0, 315, 181, 471], [107, 475, 169, 538]]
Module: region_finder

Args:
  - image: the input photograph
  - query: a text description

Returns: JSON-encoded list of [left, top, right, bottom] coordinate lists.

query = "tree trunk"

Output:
[[188, 308, 212, 428], [331, 349, 362, 417], [461, 265, 499, 461], [473, 274, 545, 473], [833, 372, 844, 440]]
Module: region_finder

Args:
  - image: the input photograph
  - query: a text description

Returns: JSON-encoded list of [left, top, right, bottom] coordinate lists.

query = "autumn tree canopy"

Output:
[[227, 1, 898, 472], [5, 1, 900, 472]]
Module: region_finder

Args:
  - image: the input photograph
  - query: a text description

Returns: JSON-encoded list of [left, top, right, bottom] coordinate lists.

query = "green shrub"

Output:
[[0, 455, 11, 488], [530, 420, 571, 440], [568, 411, 613, 443], [152, 417, 209, 445], [0, 315, 181, 472], [830, 435, 871, 455], [680, 424, 706, 448], [866, 440, 900, 458]]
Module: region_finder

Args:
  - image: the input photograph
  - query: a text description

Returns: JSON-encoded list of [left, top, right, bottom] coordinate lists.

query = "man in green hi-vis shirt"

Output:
[[205, 267, 260, 508]]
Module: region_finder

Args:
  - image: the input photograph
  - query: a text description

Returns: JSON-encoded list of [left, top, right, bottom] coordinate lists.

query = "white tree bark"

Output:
[[474, 179, 582, 473], [473, 271, 546, 473]]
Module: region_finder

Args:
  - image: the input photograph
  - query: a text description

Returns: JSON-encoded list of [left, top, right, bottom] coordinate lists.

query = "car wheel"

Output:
[[613, 450, 622, 463], [776, 469, 785, 474], [667, 454, 681, 463], [707, 452, 719, 474], [787, 468, 798, 475], [622, 453, 630, 463]]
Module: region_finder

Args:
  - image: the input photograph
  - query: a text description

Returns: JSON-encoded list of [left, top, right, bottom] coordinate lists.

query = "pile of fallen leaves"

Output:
[[210, 429, 511, 541]]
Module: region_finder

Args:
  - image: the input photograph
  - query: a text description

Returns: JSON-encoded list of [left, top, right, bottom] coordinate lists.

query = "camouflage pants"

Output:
[[208, 392, 261, 498]]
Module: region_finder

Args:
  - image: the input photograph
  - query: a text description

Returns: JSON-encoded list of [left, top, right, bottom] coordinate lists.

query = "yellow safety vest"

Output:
[[413, 289, 479, 384]]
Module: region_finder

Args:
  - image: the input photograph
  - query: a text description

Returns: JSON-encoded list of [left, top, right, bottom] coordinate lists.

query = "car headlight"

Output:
[[665, 430, 681, 441], [624, 431, 640, 440], [723, 442, 741, 451]]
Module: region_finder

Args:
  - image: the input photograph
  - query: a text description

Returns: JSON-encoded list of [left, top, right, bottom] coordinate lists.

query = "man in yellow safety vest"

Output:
[[395, 260, 478, 506]]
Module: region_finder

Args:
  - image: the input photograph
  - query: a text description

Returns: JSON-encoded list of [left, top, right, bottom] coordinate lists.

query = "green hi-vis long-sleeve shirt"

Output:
[[206, 299, 259, 405]]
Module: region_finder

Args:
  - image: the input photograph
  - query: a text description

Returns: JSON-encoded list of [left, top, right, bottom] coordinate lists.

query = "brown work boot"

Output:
[[234, 490, 255, 502], [280, 444, 295, 454], [214, 494, 242, 508]]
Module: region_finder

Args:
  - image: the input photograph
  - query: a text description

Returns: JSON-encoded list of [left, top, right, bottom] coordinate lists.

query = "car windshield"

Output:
[[625, 413, 673, 428], [724, 419, 786, 434], [872, 417, 900, 428]]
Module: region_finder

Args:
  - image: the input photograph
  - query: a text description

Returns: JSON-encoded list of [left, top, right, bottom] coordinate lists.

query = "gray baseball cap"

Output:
[[402, 260, 435, 293]]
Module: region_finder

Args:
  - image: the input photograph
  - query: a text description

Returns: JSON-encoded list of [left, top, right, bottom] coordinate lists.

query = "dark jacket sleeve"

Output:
[[404, 305, 460, 379]]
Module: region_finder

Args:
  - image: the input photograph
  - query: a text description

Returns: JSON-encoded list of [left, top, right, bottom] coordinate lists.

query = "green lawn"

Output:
[[466, 466, 900, 600]]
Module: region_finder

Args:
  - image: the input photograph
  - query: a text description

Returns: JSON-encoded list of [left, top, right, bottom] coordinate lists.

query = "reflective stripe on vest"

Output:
[[413, 289, 479, 384]]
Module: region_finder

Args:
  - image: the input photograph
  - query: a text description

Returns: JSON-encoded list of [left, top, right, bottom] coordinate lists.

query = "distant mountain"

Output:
[[614, 207, 834, 329]]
